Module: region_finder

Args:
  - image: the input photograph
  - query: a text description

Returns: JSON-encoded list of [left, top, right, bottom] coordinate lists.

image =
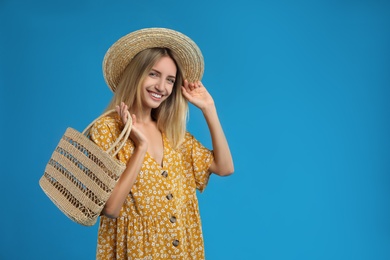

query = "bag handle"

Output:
[[82, 109, 132, 157]]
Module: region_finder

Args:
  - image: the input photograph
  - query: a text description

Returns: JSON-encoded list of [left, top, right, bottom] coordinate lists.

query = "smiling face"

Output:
[[140, 56, 177, 110]]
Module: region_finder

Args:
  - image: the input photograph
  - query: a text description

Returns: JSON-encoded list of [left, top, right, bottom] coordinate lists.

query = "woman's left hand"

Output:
[[181, 80, 214, 110]]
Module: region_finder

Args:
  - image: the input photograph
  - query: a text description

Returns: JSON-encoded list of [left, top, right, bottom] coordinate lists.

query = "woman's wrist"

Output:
[[134, 143, 148, 154], [134, 144, 148, 153], [201, 103, 217, 117]]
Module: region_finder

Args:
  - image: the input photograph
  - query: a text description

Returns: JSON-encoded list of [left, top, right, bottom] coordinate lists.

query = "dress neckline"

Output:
[[146, 133, 169, 169]]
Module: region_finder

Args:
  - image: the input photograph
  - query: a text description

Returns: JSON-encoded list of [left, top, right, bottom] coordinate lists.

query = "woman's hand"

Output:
[[116, 102, 131, 125], [116, 102, 148, 152], [181, 80, 215, 111]]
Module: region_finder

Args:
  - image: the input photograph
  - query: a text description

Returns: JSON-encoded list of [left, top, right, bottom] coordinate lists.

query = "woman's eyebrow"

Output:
[[151, 68, 176, 79]]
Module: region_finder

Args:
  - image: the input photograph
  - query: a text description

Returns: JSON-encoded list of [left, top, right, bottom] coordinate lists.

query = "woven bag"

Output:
[[39, 109, 132, 226]]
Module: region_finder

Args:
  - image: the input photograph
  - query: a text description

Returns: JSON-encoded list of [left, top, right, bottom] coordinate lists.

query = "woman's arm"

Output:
[[101, 103, 148, 218], [182, 80, 234, 176], [102, 145, 146, 218]]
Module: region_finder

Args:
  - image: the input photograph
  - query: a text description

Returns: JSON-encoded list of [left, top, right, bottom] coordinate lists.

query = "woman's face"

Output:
[[141, 56, 177, 109]]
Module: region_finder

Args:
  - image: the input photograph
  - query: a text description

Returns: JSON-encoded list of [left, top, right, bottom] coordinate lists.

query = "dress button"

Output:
[[172, 239, 179, 247], [170, 216, 177, 223], [161, 170, 168, 178], [166, 193, 173, 200]]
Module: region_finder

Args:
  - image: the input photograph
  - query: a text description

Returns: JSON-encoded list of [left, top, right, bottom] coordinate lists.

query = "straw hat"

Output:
[[103, 27, 204, 92]]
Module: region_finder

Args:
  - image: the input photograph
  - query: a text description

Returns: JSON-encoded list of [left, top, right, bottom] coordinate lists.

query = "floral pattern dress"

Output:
[[90, 114, 214, 259]]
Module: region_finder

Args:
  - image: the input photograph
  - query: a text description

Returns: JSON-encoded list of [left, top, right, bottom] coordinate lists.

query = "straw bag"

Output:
[[39, 109, 132, 226]]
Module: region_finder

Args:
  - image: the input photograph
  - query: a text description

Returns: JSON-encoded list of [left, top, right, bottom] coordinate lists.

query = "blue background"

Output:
[[1, 0, 389, 259]]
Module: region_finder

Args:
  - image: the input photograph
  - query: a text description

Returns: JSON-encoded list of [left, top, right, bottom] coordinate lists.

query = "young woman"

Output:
[[90, 28, 234, 259]]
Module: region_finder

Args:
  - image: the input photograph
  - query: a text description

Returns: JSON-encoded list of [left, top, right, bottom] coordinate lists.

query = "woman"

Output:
[[91, 28, 234, 259]]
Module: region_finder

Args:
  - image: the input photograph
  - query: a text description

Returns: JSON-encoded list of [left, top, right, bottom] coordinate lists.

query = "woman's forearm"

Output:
[[202, 105, 234, 176], [101, 145, 147, 218]]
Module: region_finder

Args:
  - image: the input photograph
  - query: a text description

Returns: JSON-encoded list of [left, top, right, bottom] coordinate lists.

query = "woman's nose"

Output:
[[155, 80, 165, 92]]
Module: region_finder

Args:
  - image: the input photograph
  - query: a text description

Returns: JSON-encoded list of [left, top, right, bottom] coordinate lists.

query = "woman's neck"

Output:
[[131, 108, 154, 124]]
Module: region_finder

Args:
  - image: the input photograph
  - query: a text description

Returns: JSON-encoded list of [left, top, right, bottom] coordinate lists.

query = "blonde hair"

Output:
[[105, 48, 188, 149]]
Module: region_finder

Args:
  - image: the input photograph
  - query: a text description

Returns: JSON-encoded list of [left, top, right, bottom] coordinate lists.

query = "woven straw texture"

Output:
[[39, 110, 131, 226], [103, 27, 204, 92]]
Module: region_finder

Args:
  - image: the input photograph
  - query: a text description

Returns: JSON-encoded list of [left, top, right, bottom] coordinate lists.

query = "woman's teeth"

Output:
[[151, 93, 162, 98]]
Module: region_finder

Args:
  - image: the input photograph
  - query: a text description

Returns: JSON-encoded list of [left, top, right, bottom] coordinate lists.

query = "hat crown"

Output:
[[103, 28, 204, 92]]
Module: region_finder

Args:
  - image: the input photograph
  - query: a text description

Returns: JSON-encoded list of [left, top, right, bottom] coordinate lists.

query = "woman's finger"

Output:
[[189, 82, 195, 91], [131, 114, 137, 124], [182, 79, 189, 92]]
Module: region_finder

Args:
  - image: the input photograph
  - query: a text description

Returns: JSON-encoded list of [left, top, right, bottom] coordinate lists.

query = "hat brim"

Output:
[[103, 28, 204, 92]]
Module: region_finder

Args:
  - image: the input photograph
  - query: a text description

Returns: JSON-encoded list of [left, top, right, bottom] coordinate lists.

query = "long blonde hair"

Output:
[[105, 48, 188, 149]]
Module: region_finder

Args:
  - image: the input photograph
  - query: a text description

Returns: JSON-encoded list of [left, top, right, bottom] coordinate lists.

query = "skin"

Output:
[[102, 56, 234, 218]]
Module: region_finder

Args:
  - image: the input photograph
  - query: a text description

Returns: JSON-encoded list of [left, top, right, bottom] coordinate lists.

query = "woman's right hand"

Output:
[[116, 102, 148, 152], [116, 102, 131, 125]]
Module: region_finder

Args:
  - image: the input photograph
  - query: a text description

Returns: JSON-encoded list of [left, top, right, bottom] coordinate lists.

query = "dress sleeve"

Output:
[[90, 115, 123, 158], [180, 132, 214, 192]]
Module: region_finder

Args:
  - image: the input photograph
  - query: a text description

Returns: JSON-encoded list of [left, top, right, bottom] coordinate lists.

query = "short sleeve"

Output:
[[180, 132, 214, 192], [90, 115, 123, 157]]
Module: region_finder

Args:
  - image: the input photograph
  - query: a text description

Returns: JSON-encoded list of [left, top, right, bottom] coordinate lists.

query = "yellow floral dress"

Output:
[[90, 115, 214, 260]]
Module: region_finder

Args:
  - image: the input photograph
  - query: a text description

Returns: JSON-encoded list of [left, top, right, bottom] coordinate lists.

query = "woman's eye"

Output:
[[167, 78, 175, 84], [149, 71, 158, 77]]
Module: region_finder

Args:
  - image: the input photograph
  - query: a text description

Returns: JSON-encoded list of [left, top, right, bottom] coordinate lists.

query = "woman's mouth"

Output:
[[149, 91, 163, 100]]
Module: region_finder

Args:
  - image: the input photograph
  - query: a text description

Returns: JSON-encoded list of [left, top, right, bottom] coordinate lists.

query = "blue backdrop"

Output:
[[1, 0, 389, 259]]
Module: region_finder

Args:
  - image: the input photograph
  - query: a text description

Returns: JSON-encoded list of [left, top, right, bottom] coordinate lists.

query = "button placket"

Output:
[[161, 168, 179, 248]]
